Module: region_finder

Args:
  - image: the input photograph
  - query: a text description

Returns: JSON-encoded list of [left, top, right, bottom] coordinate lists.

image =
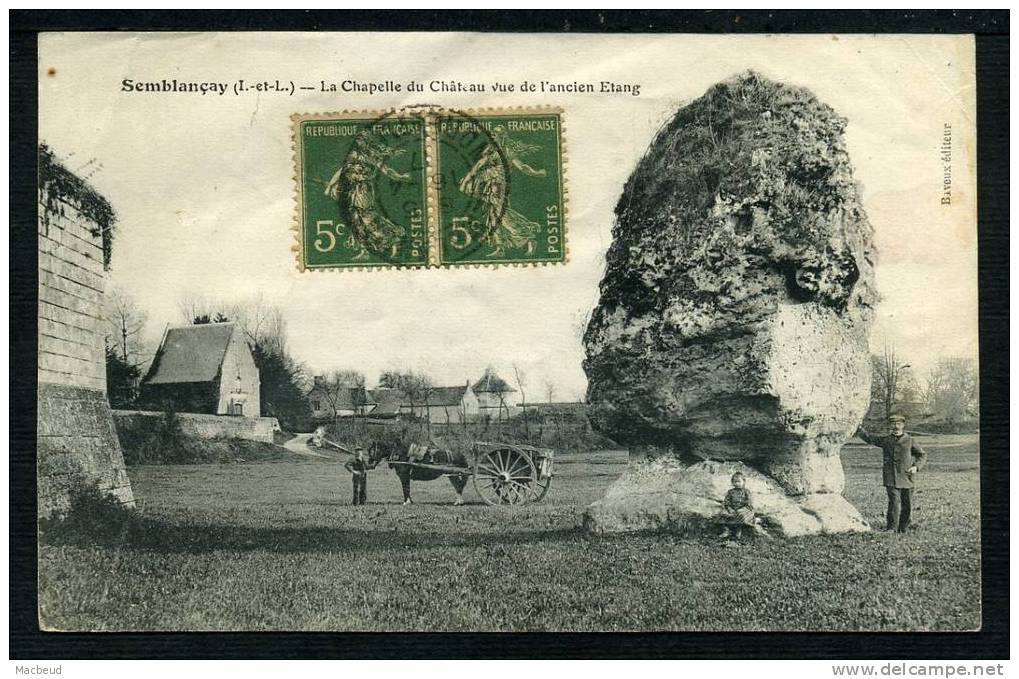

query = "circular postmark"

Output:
[[330, 107, 428, 265], [332, 105, 509, 265], [432, 107, 511, 263]]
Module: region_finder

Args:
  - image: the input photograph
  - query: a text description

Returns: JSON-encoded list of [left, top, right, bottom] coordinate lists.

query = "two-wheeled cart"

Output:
[[386, 441, 554, 505]]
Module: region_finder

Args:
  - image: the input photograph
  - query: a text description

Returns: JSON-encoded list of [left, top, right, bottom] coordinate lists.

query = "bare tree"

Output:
[[222, 295, 288, 356], [337, 370, 368, 419], [538, 380, 559, 448], [512, 363, 530, 440], [871, 344, 915, 421], [176, 292, 214, 325], [478, 366, 513, 426], [103, 287, 149, 367], [313, 370, 367, 429], [381, 370, 435, 435], [178, 293, 288, 355], [923, 357, 978, 427], [544, 380, 556, 404], [378, 370, 401, 389]]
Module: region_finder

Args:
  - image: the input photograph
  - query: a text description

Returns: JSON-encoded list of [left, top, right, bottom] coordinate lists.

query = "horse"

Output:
[[368, 439, 471, 505]]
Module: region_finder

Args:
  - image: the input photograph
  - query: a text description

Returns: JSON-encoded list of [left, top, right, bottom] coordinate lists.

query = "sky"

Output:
[[39, 33, 978, 400]]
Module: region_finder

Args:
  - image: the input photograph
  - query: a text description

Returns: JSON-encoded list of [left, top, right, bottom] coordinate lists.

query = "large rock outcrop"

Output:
[[583, 73, 876, 535]]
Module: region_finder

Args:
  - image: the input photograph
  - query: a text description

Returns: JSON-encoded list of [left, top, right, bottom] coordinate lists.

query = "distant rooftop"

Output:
[[472, 368, 515, 394], [144, 323, 236, 385]]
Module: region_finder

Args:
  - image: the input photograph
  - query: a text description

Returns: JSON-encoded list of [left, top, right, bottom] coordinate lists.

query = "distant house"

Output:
[[368, 384, 480, 424], [140, 322, 260, 416], [367, 388, 406, 419], [472, 368, 517, 417], [421, 385, 480, 424], [307, 376, 372, 421]]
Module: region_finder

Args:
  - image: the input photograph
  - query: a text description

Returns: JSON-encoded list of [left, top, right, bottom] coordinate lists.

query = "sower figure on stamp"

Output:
[[344, 446, 376, 505], [324, 135, 411, 259], [458, 125, 546, 257], [856, 414, 927, 533]]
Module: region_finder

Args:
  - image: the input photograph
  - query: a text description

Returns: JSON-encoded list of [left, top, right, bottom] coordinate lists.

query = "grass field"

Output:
[[38, 435, 981, 631]]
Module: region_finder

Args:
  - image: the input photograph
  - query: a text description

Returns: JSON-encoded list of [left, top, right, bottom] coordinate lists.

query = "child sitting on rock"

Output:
[[720, 472, 770, 540]]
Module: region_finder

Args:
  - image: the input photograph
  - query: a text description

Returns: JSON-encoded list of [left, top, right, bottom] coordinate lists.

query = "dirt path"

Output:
[[282, 433, 334, 459]]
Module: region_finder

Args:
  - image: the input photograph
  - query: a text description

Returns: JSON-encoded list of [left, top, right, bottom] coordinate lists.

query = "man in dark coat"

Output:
[[344, 447, 376, 505], [856, 414, 927, 533]]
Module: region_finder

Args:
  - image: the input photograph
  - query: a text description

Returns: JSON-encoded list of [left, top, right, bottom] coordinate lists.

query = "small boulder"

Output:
[[583, 457, 870, 537]]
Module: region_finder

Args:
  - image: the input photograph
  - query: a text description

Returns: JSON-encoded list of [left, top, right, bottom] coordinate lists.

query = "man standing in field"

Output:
[[856, 414, 928, 533], [344, 446, 375, 505]]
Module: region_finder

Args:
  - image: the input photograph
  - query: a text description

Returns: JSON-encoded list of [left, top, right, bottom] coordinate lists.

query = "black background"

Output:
[[9, 10, 1009, 660]]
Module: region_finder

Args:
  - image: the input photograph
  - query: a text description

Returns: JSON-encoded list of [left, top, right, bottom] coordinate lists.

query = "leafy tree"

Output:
[[105, 345, 141, 408], [252, 343, 313, 432], [193, 312, 229, 324]]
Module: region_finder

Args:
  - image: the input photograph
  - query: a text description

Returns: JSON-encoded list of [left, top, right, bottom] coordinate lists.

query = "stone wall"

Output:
[[38, 186, 135, 516], [39, 198, 107, 390], [112, 410, 279, 444]]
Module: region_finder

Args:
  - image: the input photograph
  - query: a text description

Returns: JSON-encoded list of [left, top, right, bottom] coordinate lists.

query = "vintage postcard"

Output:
[[36, 32, 979, 633]]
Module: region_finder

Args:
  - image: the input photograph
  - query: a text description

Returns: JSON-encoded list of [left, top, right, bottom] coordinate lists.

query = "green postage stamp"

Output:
[[293, 106, 566, 270]]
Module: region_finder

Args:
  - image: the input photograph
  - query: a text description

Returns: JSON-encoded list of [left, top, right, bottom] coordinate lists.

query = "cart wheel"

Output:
[[531, 457, 553, 502], [473, 446, 536, 505]]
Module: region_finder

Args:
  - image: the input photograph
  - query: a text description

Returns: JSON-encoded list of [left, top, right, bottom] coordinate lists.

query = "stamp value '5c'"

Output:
[[292, 106, 566, 270]]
